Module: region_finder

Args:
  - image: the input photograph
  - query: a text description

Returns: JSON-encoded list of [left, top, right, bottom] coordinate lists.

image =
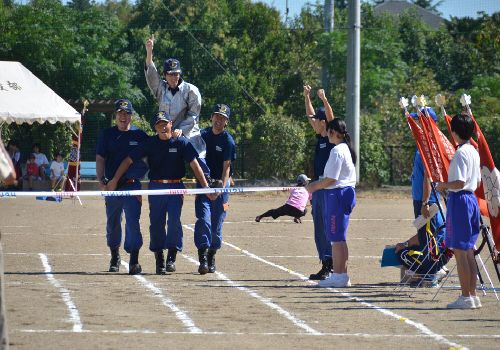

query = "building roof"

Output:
[[374, 0, 445, 29]]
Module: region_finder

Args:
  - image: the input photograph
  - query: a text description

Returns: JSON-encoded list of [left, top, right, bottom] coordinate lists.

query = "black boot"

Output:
[[198, 248, 209, 275], [207, 249, 217, 273], [129, 250, 142, 275], [108, 248, 120, 272], [165, 249, 177, 272], [155, 251, 166, 275], [309, 257, 333, 280]]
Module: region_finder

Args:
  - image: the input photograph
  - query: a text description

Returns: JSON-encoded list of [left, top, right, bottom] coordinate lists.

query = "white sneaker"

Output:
[[318, 273, 351, 288], [435, 267, 448, 282], [472, 295, 482, 308], [447, 295, 475, 309]]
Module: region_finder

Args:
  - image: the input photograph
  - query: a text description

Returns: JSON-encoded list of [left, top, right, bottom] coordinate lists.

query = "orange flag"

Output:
[[406, 114, 443, 182]]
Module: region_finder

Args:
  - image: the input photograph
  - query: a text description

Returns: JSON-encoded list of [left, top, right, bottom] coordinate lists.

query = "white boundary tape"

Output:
[[39, 253, 83, 332], [220, 241, 468, 350], [0, 186, 298, 198], [120, 261, 202, 334]]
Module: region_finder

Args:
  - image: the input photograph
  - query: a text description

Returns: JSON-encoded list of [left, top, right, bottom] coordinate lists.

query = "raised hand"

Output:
[[317, 88, 326, 101], [303, 84, 312, 97], [145, 34, 154, 54]]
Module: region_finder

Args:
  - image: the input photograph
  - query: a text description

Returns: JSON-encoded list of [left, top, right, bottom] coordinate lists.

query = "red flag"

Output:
[[469, 113, 500, 250], [419, 112, 455, 182]]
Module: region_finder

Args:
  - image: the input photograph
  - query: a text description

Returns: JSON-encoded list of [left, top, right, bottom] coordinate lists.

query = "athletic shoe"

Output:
[[309, 258, 333, 280], [318, 273, 351, 288], [128, 264, 142, 275], [207, 249, 217, 273], [255, 216, 261, 222], [435, 267, 449, 282], [447, 295, 475, 309], [293, 217, 302, 223], [108, 253, 120, 273], [472, 295, 482, 308]]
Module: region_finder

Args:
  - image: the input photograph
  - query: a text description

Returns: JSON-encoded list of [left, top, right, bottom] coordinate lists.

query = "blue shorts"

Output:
[[445, 191, 480, 250], [323, 187, 356, 242]]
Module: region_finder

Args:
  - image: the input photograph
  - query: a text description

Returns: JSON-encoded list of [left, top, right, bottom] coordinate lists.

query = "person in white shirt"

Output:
[[306, 119, 357, 288], [436, 113, 481, 309], [50, 152, 66, 191], [31, 143, 49, 179]]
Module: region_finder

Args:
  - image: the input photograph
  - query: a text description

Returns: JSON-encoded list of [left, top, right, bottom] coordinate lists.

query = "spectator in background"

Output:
[[25, 153, 39, 191], [31, 143, 49, 179], [50, 152, 66, 191]]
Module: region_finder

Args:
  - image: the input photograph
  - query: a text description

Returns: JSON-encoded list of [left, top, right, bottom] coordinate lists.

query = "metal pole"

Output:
[[346, 0, 361, 180], [322, 0, 334, 90]]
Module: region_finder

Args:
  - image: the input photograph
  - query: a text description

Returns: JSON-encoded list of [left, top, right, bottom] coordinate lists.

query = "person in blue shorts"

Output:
[[303, 85, 335, 280], [96, 99, 149, 275], [436, 113, 481, 309], [108, 111, 215, 275], [194, 104, 236, 274], [307, 119, 357, 288]]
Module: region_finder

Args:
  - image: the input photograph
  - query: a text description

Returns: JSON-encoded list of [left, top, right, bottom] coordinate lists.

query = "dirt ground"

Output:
[[1, 190, 499, 349]]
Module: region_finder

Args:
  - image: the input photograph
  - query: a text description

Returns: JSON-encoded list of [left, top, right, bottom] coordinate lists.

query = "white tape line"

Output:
[[15, 329, 500, 338], [182, 225, 320, 335], [119, 261, 202, 334], [0, 186, 299, 198], [39, 253, 83, 332], [181, 253, 321, 336], [221, 241, 467, 350]]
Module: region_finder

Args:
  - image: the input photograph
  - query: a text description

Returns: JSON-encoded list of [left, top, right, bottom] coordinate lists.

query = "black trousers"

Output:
[[258, 204, 307, 220]]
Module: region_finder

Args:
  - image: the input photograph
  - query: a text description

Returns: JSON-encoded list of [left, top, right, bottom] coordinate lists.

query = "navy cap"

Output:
[[115, 99, 134, 114], [315, 107, 326, 121], [164, 58, 182, 74], [153, 111, 172, 125], [212, 104, 230, 119]]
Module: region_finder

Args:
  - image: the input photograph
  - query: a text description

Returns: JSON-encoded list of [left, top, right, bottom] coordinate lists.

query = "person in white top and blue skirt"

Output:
[[436, 113, 481, 309], [306, 119, 357, 288]]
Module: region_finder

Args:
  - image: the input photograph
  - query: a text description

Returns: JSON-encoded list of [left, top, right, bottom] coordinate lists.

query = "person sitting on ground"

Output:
[[255, 174, 312, 223], [25, 153, 39, 190], [393, 108, 449, 287], [31, 143, 49, 180], [50, 152, 66, 191]]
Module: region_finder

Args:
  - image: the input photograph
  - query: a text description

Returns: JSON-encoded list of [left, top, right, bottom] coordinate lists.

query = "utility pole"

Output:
[[346, 0, 361, 180], [321, 0, 334, 91]]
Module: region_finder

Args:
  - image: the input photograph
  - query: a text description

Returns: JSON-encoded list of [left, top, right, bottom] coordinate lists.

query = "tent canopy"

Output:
[[0, 61, 81, 125]]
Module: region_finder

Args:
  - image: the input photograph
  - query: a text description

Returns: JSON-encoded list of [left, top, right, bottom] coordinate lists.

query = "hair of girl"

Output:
[[326, 119, 357, 165]]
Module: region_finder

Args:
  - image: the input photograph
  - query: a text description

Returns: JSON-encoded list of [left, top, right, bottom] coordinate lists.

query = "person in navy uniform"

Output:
[[194, 104, 236, 274], [108, 111, 215, 275], [96, 99, 148, 275], [303, 85, 335, 280]]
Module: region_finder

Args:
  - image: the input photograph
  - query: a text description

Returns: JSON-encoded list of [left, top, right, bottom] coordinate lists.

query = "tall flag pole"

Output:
[[460, 94, 500, 251]]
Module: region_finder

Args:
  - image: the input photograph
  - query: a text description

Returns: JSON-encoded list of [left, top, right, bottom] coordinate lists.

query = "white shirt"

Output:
[[33, 152, 48, 167], [323, 143, 356, 189], [448, 143, 480, 192], [50, 161, 65, 178]]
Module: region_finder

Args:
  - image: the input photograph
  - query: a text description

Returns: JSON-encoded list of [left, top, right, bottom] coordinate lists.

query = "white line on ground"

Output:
[[119, 260, 202, 334], [221, 241, 467, 350], [14, 329, 500, 338], [182, 225, 321, 335], [5, 253, 381, 259], [38, 253, 83, 332]]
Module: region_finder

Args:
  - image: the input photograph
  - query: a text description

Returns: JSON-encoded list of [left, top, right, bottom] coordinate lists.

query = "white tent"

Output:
[[0, 61, 81, 125]]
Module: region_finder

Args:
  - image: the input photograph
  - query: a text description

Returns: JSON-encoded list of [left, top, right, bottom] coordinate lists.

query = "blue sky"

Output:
[[253, 0, 499, 20]]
